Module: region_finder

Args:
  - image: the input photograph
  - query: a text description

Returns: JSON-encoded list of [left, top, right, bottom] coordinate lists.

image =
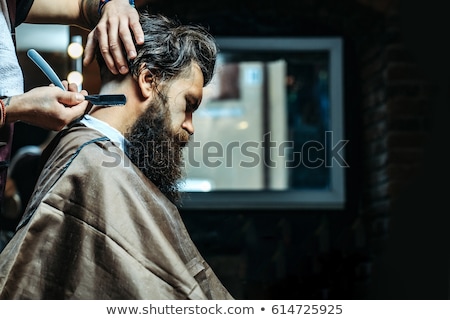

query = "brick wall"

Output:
[[359, 7, 433, 257]]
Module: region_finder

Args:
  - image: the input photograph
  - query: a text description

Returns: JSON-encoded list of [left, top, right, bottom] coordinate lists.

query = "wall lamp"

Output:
[[67, 35, 83, 90]]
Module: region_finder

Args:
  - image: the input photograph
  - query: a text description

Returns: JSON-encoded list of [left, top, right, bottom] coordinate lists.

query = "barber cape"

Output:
[[0, 123, 233, 299]]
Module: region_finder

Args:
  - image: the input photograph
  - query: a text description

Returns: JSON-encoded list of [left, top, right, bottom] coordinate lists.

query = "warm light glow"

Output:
[[237, 121, 249, 130], [67, 42, 84, 59], [67, 71, 83, 87]]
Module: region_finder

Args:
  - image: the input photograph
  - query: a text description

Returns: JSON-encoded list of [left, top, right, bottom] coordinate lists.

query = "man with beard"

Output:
[[0, 12, 233, 300]]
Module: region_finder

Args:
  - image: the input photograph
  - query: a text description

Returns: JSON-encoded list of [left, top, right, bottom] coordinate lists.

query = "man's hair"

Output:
[[97, 12, 218, 88]]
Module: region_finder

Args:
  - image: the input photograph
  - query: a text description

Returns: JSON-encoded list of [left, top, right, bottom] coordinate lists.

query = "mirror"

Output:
[[180, 37, 346, 210]]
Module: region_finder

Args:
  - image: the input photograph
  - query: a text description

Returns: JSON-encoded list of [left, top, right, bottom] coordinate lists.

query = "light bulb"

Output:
[[67, 71, 83, 87], [67, 42, 84, 59]]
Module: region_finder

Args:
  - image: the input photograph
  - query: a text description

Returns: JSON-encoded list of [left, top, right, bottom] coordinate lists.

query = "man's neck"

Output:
[[89, 76, 138, 135]]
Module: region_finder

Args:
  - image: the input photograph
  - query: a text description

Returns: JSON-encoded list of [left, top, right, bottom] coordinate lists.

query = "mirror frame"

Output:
[[180, 37, 345, 210]]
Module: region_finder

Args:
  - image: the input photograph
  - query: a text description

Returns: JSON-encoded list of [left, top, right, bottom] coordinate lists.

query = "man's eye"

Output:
[[186, 104, 196, 113]]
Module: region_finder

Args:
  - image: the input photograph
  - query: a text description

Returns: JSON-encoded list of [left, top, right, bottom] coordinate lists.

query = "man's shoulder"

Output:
[[39, 124, 118, 173], [48, 124, 116, 156], [61, 123, 111, 146], [63, 124, 124, 162]]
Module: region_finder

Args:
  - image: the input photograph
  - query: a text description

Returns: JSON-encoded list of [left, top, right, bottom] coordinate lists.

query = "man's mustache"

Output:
[[176, 130, 191, 148]]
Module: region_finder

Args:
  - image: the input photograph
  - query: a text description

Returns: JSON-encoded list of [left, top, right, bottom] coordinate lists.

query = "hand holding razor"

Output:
[[27, 49, 126, 106]]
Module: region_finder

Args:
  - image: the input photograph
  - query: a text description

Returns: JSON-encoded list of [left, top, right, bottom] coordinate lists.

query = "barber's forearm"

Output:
[[25, 0, 126, 30], [1, 96, 32, 125], [25, 0, 84, 26], [78, 0, 101, 29]]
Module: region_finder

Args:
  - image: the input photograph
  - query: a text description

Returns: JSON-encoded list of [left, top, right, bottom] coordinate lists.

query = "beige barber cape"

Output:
[[0, 123, 233, 299]]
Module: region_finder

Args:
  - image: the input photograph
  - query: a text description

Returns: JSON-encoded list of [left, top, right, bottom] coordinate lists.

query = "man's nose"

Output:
[[182, 115, 194, 135]]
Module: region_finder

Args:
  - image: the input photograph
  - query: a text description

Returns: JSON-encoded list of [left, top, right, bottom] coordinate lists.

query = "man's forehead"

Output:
[[170, 65, 204, 96]]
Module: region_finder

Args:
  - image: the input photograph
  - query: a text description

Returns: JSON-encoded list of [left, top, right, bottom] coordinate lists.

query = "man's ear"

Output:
[[138, 68, 155, 99]]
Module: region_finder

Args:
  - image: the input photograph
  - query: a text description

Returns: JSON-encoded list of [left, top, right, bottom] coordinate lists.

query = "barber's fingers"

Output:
[[59, 100, 89, 119], [56, 90, 87, 107], [48, 80, 78, 92], [83, 31, 101, 71], [106, 15, 128, 74], [53, 91, 89, 127], [83, 2, 143, 75], [120, 9, 144, 59], [103, 3, 143, 73], [67, 82, 80, 93], [85, 25, 120, 75]]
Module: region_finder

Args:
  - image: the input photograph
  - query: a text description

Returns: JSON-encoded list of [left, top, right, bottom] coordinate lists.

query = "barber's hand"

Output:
[[83, 0, 144, 75], [6, 83, 89, 131]]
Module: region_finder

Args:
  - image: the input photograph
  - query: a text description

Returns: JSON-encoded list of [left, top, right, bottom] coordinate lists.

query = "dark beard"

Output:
[[125, 98, 190, 205]]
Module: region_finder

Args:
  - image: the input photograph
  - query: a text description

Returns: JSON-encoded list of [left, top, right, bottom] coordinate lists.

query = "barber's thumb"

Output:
[[75, 93, 86, 102], [60, 92, 86, 105]]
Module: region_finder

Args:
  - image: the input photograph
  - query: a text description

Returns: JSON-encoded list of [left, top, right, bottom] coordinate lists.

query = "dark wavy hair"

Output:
[[97, 12, 217, 88]]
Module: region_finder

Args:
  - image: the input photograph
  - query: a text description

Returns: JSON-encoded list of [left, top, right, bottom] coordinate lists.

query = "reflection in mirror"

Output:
[[180, 38, 345, 209]]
